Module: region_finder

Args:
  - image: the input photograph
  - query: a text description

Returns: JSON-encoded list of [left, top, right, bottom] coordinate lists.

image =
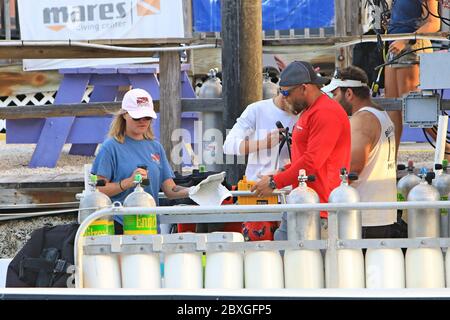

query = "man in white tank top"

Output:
[[322, 66, 406, 239]]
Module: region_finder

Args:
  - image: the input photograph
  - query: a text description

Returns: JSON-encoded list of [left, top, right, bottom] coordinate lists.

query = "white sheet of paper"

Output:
[[188, 172, 232, 206]]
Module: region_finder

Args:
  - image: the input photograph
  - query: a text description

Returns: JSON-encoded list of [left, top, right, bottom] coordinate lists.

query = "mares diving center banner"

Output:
[[17, 0, 185, 70]]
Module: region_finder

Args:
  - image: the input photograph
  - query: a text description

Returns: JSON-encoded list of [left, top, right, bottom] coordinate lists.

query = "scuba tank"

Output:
[[198, 68, 222, 98], [262, 72, 278, 100], [123, 169, 157, 235], [284, 169, 324, 288], [407, 169, 440, 238], [326, 168, 364, 288], [286, 170, 320, 240], [204, 232, 245, 289], [78, 174, 113, 236], [433, 160, 450, 238], [397, 161, 421, 201], [80, 175, 120, 288], [198, 69, 223, 172], [397, 160, 421, 223], [328, 168, 360, 239], [405, 168, 444, 288], [121, 167, 161, 288], [433, 161, 450, 287], [244, 249, 284, 289]]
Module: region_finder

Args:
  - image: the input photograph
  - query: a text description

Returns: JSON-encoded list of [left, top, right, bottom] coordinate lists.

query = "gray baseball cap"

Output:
[[279, 61, 329, 87]]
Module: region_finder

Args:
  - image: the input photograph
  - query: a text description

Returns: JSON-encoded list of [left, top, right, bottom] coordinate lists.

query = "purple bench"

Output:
[[6, 65, 196, 168]]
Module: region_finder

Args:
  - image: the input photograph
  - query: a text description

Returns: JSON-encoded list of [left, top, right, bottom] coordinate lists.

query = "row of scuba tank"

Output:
[[78, 164, 450, 289], [397, 159, 450, 238], [79, 165, 228, 235], [197, 68, 279, 100], [284, 166, 449, 288], [78, 165, 158, 236]]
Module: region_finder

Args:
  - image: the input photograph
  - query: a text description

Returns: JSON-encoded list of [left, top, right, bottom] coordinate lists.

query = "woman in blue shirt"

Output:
[[385, 0, 440, 159], [92, 88, 189, 232]]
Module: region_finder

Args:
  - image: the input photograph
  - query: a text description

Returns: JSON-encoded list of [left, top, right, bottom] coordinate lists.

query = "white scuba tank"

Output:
[[83, 254, 122, 289], [204, 233, 244, 289], [365, 248, 405, 288], [397, 160, 421, 223], [326, 168, 365, 288], [244, 247, 284, 289], [284, 170, 324, 288], [120, 235, 162, 289], [81, 175, 121, 288], [433, 160, 450, 238], [405, 169, 445, 288], [163, 233, 203, 289], [325, 249, 365, 288], [121, 171, 160, 288]]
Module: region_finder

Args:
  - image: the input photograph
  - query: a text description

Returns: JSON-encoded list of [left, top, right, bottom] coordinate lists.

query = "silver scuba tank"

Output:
[[198, 68, 223, 172], [198, 68, 222, 98], [407, 168, 440, 238], [123, 170, 157, 235], [328, 168, 361, 239], [78, 174, 113, 235], [397, 160, 421, 202], [286, 169, 320, 240], [433, 160, 450, 237], [262, 72, 278, 100]]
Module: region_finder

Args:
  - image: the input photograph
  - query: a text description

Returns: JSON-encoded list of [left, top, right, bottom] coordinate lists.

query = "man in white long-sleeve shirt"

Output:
[[223, 92, 297, 241], [223, 93, 298, 180]]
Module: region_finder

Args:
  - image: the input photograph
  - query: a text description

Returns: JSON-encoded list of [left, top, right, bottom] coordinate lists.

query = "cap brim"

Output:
[[314, 76, 330, 86], [127, 109, 157, 119], [321, 81, 339, 93]]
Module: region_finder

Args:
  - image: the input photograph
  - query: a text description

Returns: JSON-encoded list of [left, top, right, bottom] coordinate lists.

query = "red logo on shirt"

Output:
[[151, 153, 160, 164]]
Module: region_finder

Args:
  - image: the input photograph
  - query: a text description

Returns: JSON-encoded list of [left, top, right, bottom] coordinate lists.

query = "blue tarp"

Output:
[[192, 0, 335, 32]]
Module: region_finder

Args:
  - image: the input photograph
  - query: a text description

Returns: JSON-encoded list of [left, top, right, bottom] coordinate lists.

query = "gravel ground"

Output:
[[0, 142, 91, 258], [0, 141, 437, 258], [0, 213, 77, 258], [0, 141, 95, 177], [397, 142, 436, 171]]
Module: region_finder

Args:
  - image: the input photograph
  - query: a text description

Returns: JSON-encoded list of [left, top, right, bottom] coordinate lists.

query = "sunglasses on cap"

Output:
[[131, 116, 152, 121]]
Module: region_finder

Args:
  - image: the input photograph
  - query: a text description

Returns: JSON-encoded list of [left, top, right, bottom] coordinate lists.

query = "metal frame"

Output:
[[74, 200, 450, 289]]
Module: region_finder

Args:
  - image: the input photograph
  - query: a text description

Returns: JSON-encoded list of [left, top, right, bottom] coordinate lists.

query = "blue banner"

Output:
[[193, 0, 335, 32]]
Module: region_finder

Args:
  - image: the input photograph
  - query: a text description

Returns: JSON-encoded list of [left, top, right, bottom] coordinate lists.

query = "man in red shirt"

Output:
[[252, 61, 351, 219]]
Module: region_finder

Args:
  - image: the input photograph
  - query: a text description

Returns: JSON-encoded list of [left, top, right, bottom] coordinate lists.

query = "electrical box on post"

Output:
[[403, 91, 440, 128]]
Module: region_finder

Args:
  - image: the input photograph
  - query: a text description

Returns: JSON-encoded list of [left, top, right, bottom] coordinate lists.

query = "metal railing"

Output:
[[74, 200, 450, 289]]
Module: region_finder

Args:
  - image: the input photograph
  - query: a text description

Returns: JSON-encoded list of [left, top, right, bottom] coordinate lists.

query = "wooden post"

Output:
[[183, 0, 194, 76], [160, 51, 182, 172], [240, 0, 263, 109], [221, 0, 263, 185], [221, 0, 244, 185], [334, 0, 361, 69], [183, 0, 193, 38]]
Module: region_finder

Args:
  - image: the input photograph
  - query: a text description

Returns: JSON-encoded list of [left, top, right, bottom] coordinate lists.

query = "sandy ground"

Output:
[[0, 141, 437, 258]]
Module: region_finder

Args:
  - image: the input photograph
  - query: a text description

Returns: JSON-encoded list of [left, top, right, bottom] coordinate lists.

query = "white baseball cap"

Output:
[[121, 88, 157, 119]]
